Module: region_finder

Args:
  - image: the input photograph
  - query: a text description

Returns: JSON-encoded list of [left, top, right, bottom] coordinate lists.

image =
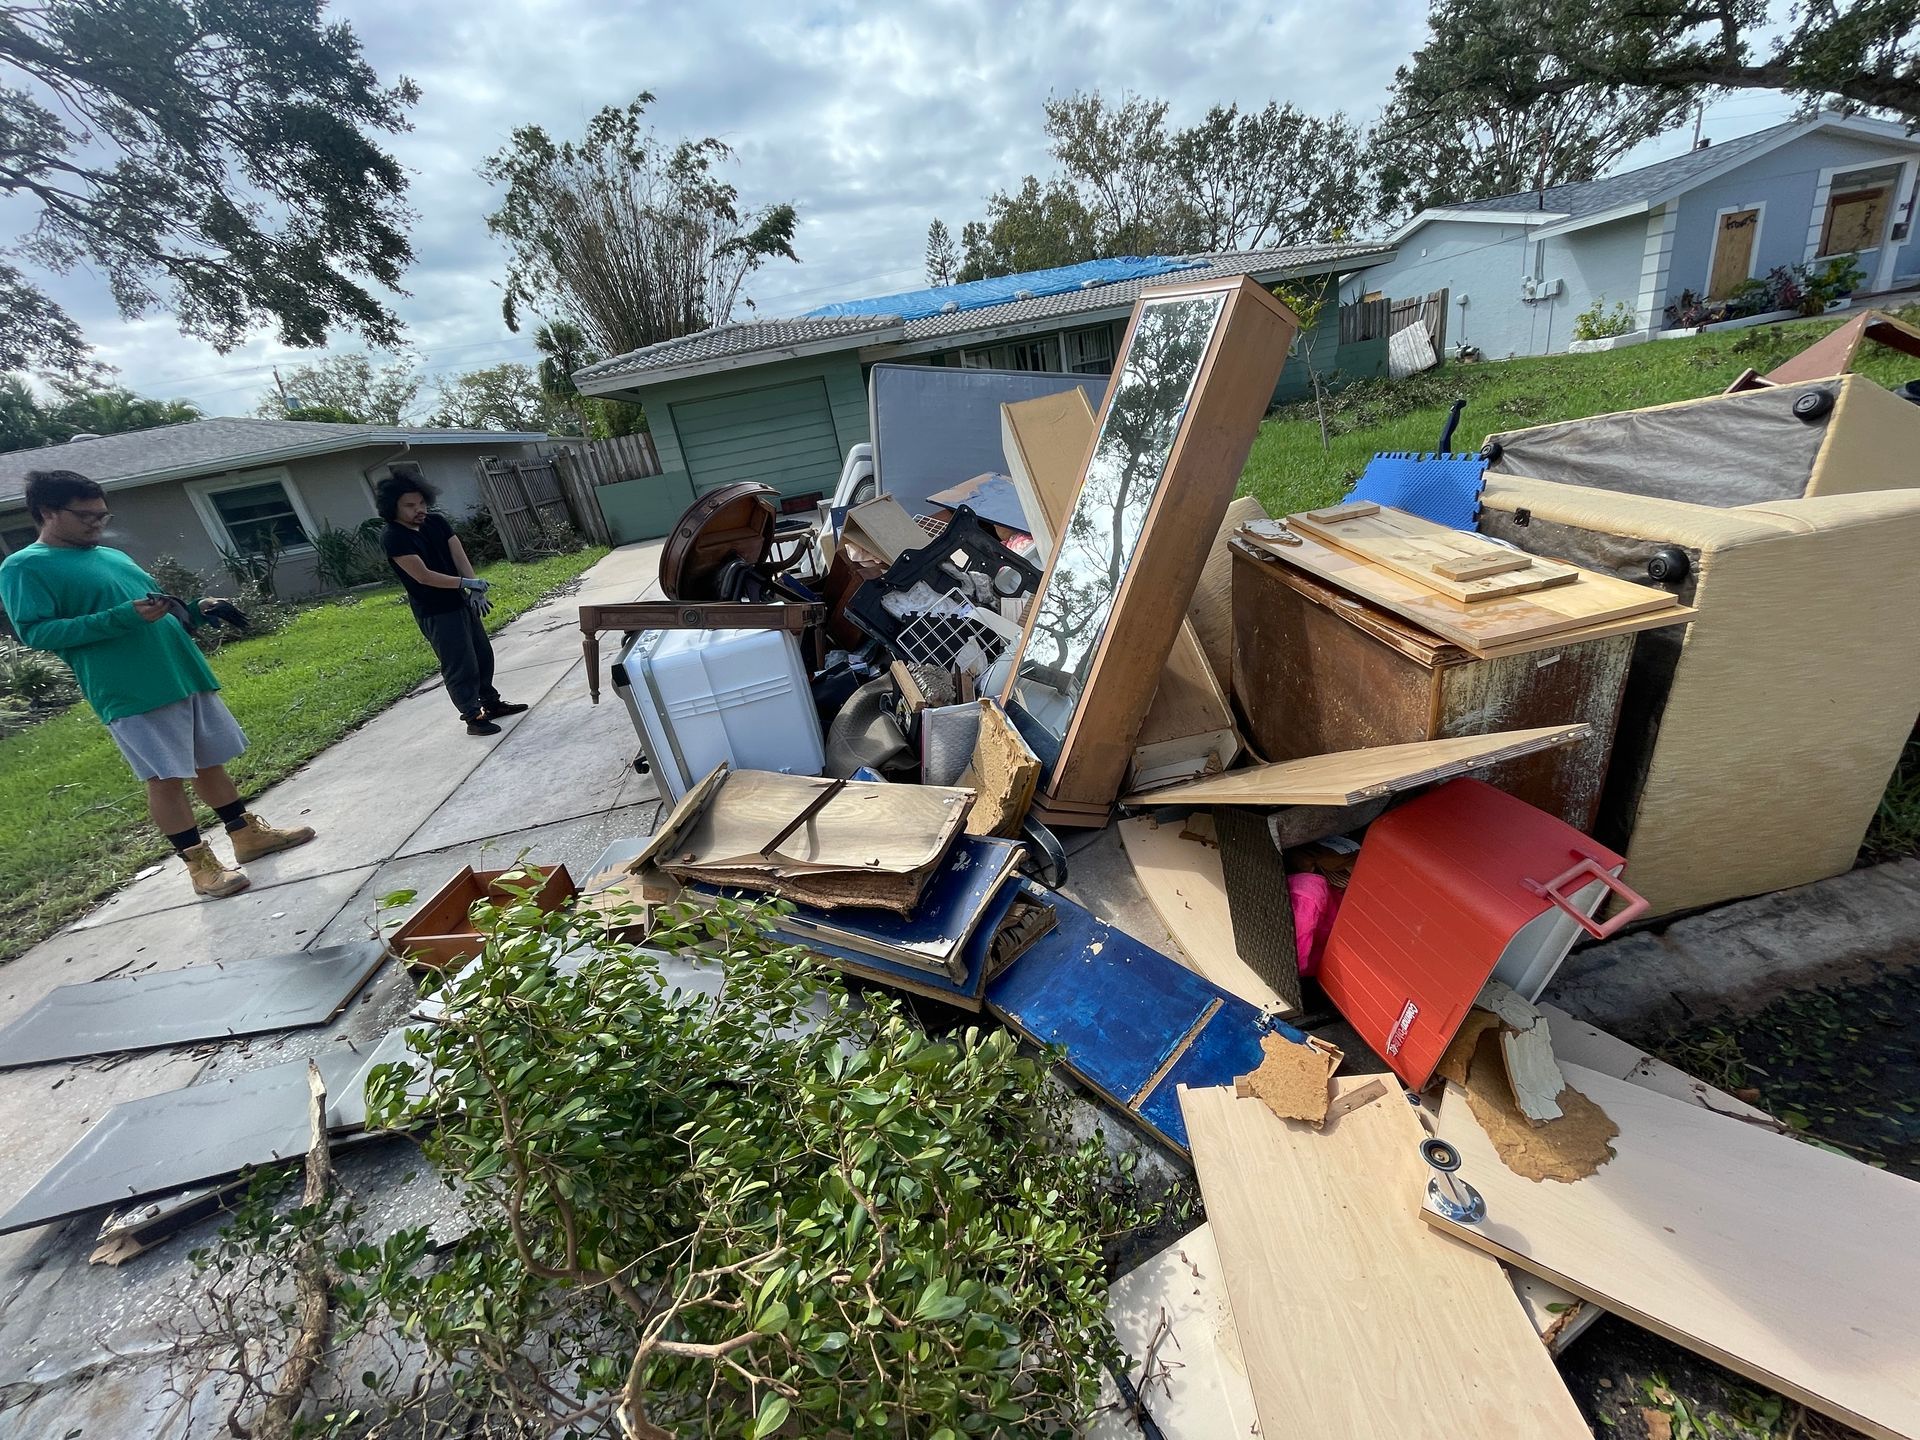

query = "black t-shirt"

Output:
[[381, 512, 465, 616]]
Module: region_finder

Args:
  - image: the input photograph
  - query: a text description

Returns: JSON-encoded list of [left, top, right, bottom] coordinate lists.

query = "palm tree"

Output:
[[46, 387, 200, 440], [533, 320, 596, 439]]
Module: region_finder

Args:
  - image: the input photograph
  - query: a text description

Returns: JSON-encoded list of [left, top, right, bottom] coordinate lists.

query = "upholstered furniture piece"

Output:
[[1484, 374, 1920, 506], [1476, 477, 1920, 916]]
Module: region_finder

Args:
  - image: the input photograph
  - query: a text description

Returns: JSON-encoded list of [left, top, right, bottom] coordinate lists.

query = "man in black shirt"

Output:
[[375, 474, 528, 736]]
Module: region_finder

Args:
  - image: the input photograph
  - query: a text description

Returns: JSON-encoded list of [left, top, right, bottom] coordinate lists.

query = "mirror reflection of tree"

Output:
[[1024, 294, 1223, 704]]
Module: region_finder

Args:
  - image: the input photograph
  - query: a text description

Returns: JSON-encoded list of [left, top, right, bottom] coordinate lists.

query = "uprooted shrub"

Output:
[[203, 884, 1157, 1439]]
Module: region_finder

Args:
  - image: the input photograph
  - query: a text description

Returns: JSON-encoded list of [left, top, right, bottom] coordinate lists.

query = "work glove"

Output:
[[459, 576, 490, 593], [466, 588, 494, 618]]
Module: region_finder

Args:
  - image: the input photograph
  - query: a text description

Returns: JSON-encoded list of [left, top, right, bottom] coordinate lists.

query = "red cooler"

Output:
[[1318, 777, 1646, 1089]]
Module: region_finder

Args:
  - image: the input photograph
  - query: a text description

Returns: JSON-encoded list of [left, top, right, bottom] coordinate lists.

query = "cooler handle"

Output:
[[1523, 856, 1648, 939]]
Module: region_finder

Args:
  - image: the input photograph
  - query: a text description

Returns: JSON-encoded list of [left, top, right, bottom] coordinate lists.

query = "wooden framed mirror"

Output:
[[1001, 275, 1299, 822]]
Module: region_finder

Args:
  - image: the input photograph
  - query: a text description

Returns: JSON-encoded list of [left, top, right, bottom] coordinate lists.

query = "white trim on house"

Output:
[[184, 467, 318, 558], [1387, 208, 1563, 245], [1636, 201, 1679, 329], [1704, 200, 1768, 298]]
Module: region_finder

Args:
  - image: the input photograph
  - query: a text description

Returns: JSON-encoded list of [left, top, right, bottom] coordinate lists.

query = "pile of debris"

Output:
[[5, 284, 1919, 1437]]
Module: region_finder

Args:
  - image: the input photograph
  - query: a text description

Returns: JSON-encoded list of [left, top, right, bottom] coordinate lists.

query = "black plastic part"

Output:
[[1018, 817, 1069, 889], [1437, 397, 1467, 452], [1791, 388, 1836, 422], [1479, 439, 1505, 463], [1420, 1137, 1462, 1172], [1897, 379, 1920, 406], [1647, 545, 1691, 584]]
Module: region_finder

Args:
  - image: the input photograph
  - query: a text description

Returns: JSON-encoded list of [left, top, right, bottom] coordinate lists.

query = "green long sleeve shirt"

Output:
[[0, 542, 220, 722]]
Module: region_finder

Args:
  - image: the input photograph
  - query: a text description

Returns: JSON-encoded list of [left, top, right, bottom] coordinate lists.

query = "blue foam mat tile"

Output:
[[1348, 451, 1488, 531]]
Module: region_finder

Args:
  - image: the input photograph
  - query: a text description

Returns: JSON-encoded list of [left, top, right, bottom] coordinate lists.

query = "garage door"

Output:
[[670, 377, 843, 499]]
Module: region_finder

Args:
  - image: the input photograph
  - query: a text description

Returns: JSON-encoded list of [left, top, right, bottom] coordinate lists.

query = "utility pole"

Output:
[[272, 367, 291, 416], [1691, 102, 1707, 150]]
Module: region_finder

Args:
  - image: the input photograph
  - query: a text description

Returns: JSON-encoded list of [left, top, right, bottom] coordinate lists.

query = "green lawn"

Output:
[[0, 548, 606, 962], [1240, 305, 1920, 517], [1238, 305, 1920, 860]]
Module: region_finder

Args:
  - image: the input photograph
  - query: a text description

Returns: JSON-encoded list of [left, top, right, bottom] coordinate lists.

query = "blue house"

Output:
[[572, 245, 1396, 540], [1356, 113, 1920, 359]]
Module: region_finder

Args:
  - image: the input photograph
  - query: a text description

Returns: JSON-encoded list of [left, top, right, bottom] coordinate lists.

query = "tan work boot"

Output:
[[182, 842, 250, 899], [229, 812, 317, 863]]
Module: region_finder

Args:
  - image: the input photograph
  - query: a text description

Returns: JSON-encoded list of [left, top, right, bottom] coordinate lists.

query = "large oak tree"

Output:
[[0, 0, 419, 379]]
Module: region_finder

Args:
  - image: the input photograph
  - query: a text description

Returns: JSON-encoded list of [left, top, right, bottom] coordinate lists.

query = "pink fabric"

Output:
[[1289, 873, 1340, 977]]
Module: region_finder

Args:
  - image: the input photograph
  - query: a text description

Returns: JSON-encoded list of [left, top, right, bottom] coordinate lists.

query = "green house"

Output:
[[575, 244, 1399, 542]]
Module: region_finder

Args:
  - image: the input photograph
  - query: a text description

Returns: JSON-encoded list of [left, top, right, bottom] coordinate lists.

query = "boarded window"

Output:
[[1819, 165, 1900, 257], [209, 480, 309, 554]]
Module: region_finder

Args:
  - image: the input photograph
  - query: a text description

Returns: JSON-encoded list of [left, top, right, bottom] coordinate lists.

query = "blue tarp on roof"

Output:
[[804, 256, 1205, 322]]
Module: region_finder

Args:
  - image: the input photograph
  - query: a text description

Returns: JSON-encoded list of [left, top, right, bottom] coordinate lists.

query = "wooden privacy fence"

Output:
[[1339, 295, 1391, 345], [475, 433, 664, 557], [1389, 288, 1450, 356]]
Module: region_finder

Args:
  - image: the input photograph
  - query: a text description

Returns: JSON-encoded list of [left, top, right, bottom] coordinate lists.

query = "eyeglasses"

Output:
[[61, 508, 111, 523]]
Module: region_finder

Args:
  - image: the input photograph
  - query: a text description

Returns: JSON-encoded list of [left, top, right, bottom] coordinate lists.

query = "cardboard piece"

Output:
[[842, 496, 934, 565], [1000, 388, 1097, 558], [637, 766, 975, 914], [1234, 1032, 1341, 1126]]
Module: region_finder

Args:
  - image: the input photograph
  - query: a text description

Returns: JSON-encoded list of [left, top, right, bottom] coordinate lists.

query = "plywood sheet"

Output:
[[1291, 503, 1580, 601], [1242, 525, 1678, 654], [1125, 724, 1589, 806], [1117, 815, 1294, 1014], [1426, 1062, 1920, 1440], [0, 943, 386, 1068], [1180, 1081, 1588, 1439], [1134, 619, 1237, 755]]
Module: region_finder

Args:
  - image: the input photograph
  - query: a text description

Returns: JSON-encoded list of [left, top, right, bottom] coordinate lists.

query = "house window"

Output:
[[958, 336, 1064, 371], [208, 480, 310, 555], [1, 520, 37, 556], [1819, 165, 1901, 257], [1063, 324, 1115, 374]]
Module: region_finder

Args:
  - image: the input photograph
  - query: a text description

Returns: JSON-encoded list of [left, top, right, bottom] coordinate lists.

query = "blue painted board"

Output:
[[774, 835, 1024, 975], [693, 872, 1026, 1012], [987, 883, 1311, 1156]]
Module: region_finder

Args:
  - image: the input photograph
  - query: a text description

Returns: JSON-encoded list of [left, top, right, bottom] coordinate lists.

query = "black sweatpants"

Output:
[[416, 606, 501, 719]]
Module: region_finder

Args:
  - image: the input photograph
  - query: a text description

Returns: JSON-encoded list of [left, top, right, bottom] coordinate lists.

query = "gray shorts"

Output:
[[107, 692, 248, 781]]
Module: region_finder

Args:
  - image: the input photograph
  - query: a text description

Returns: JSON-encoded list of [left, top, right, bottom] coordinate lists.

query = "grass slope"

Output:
[[1240, 305, 1920, 517], [0, 549, 605, 962]]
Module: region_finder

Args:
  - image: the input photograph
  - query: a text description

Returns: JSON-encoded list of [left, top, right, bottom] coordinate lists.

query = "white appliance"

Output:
[[611, 627, 825, 804]]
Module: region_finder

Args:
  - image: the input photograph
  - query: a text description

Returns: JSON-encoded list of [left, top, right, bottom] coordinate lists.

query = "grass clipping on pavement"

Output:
[[0, 548, 605, 963]]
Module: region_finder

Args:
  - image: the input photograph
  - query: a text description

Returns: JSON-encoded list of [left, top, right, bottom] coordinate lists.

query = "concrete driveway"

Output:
[[0, 541, 666, 1439]]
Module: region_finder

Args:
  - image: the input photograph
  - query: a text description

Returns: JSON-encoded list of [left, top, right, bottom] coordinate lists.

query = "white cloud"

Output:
[[9, 0, 1796, 413]]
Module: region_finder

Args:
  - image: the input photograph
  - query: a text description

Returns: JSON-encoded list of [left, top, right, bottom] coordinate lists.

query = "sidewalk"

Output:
[[0, 542, 665, 1439]]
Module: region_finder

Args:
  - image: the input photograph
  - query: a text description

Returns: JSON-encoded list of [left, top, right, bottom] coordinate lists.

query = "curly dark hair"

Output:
[[373, 470, 438, 522], [23, 469, 105, 523]]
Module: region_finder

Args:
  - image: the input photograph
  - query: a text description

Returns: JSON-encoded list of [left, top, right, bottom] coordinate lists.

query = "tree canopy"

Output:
[[258, 355, 423, 426], [482, 95, 801, 360], [0, 0, 419, 380], [428, 361, 568, 434], [1370, 0, 1697, 219], [0, 379, 199, 452], [947, 91, 1369, 281], [1413, 0, 1919, 130]]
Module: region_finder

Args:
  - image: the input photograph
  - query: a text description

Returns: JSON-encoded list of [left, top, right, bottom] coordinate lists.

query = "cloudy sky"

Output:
[[19, 0, 1798, 416]]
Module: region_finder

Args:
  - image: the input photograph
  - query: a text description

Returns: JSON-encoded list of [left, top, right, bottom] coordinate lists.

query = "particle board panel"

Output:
[[1290, 503, 1581, 601], [1241, 525, 1678, 654], [1191, 494, 1268, 692], [1425, 1062, 1920, 1440], [1179, 1081, 1589, 1439], [1090, 1222, 1260, 1439], [1125, 724, 1589, 807], [1131, 620, 1238, 771], [0, 942, 387, 1069], [1540, 1005, 1786, 1131], [1117, 815, 1294, 1015]]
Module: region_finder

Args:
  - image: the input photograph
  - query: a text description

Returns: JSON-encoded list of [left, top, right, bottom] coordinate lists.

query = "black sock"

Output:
[[214, 799, 248, 832], [168, 826, 202, 855]]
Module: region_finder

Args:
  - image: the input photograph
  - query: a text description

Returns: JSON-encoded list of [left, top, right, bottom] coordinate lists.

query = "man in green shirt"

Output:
[[0, 470, 316, 899]]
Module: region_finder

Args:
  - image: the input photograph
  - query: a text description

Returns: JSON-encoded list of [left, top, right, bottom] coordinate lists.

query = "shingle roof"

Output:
[[1442, 120, 1794, 221], [0, 417, 549, 507], [573, 314, 904, 386], [577, 243, 1396, 391]]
